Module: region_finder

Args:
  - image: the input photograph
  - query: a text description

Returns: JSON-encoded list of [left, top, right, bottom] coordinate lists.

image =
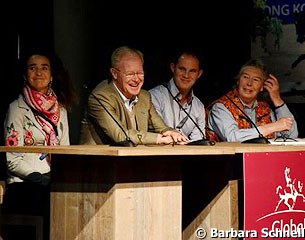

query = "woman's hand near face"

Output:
[[263, 74, 284, 106]]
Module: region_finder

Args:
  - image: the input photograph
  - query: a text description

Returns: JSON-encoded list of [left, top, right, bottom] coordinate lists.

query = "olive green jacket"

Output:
[[80, 80, 173, 145]]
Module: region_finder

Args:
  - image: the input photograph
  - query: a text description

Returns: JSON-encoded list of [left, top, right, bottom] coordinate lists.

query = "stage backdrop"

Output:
[[251, 0, 305, 103], [244, 151, 305, 239]]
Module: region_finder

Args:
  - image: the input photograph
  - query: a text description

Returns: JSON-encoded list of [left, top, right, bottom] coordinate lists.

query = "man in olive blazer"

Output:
[[80, 46, 188, 146], [81, 79, 176, 145]]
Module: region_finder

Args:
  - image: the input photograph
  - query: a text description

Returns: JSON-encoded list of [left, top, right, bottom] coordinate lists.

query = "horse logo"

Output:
[[275, 167, 305, 212]]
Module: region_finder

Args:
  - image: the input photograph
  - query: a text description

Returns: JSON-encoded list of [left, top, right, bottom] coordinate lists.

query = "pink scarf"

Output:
[[23, 85, 60, 146]]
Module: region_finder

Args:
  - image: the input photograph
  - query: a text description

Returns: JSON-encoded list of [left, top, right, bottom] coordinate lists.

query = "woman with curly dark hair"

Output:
[[3, 48, 77, 239]]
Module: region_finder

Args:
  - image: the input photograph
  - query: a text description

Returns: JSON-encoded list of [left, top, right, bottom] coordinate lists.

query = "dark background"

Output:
[[2, 0, 255, 144], [1, 0, 303, 236]]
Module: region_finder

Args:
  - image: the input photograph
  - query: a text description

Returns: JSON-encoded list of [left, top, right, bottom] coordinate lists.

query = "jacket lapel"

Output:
[[134, 93, 148, 131]]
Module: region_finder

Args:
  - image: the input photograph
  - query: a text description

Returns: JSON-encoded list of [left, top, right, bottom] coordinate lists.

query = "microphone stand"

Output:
[[162, 83, 215, 146], [224, 95, 270, 144], [84, 85, 136, 147]]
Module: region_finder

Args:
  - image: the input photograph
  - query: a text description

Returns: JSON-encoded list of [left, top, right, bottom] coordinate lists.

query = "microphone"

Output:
[[83, 84, 136, 147], [224, 94, 270, 144], [162, 82, 215, 146]]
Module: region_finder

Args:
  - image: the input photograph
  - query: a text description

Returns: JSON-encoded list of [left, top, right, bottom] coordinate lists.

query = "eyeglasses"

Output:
[[274, 133, 297, 142], [114, 68, 144, 80]]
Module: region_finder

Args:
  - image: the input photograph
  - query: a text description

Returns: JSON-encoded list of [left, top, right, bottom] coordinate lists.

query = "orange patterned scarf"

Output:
[[207, 89, 274, 141]]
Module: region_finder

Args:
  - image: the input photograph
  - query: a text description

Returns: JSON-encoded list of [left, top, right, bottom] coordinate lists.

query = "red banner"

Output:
[[244, 151, 305, 239]]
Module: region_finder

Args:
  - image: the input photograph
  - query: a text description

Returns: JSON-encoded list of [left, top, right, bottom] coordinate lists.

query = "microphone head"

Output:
[[242, 136, 270, 144]]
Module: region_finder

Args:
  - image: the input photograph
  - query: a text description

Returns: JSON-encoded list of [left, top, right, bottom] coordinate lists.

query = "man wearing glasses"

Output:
[[80, 46, 188, 146]]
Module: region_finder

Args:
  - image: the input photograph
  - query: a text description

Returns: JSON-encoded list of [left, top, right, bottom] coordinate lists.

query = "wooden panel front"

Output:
[[50, 155, 182, 240]]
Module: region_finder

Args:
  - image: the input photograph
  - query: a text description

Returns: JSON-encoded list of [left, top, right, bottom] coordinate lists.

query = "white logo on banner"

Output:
[[275, 167, 305, 212], [256, 166, 305, 222]]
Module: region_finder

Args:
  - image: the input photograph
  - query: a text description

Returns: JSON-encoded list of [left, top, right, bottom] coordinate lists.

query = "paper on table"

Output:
[[269, 138, 305, 145]]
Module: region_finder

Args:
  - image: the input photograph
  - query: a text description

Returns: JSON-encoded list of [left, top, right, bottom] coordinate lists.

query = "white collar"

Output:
[[113, 81, 138, 111]]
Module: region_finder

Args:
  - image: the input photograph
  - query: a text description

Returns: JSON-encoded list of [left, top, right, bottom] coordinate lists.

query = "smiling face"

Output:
[[237, 66, 265, 106], [111, 53, 144, 99], [25, 54, 52, 94], [170, 54, 203, 95]]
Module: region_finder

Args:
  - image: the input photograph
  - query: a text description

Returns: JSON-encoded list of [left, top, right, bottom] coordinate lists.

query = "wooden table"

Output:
[[1, 143, 305, 240]]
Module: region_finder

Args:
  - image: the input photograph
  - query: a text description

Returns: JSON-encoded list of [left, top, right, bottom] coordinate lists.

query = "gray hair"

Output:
[[235, 58, 269, 81], [111, 46, 144, 68]]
